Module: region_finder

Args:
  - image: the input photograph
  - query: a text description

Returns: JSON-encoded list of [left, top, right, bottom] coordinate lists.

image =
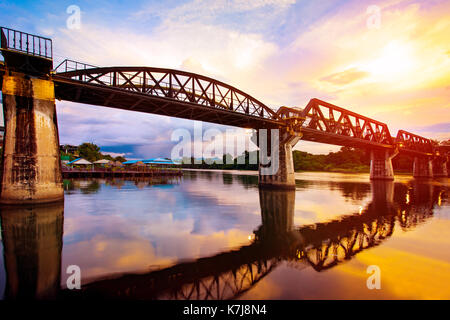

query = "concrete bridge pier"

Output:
[[413, 156, 433, 179], [432, 157, 448, 177], [0, 72, 64, 204], [369, 149, 398, 180], [256, 129, 302, 189]]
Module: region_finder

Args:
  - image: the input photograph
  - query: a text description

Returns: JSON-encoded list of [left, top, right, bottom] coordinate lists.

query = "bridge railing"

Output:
[[54, 59, 97, 73], [0, 26, 52, 59]]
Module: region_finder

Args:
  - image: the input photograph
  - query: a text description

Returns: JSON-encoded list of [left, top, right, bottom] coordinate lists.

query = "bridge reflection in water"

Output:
[[0, 203, 63, 299], [0, 181, 446, 300]]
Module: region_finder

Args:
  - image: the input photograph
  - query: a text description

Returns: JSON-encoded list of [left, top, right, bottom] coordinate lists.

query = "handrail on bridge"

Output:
[[0, 26, 52, 60], [53, 58, 98, 73]]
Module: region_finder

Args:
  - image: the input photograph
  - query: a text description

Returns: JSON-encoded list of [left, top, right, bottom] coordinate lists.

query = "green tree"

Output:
[[114, 156, 127, 163], [77, 143, 102, 162], [102, 154, 114, 161]]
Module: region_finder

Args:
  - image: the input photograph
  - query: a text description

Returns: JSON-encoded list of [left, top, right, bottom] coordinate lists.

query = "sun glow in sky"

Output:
[[362, 41, 416, 79], [0, 0, 448, 158]]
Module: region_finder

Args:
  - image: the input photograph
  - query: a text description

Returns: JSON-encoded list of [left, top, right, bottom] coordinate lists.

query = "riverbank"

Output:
[[62, 167, 183, 178], [182, 167, 415, 176]]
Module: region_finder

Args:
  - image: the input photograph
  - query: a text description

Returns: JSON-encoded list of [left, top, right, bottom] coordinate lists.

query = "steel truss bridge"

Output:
[[0, 26, 448, 159], [49, 61, 445, 157], [63, 182, 446, 300]]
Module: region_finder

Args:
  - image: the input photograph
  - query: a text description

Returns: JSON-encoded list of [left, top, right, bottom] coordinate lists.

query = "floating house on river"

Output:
[[67, 158, 93, 168], [123, 158, 179, 167]]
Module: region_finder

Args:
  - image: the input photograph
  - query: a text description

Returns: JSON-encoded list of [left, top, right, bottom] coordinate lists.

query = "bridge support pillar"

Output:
[[257, 129, 301, 189], [370, 149, 397, 180], [432, 157, 448, 177], [413, 156, 433, 179], [0, 72, 63, 204]]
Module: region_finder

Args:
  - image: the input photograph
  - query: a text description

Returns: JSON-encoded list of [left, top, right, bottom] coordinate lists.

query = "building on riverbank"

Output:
[[67, 158, 93, 168], [123, 158, 179, 167], [62, 157, 182, 179]]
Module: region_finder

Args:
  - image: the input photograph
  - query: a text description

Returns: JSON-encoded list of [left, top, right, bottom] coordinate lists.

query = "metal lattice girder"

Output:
[[51, 59, 442, 153], [0, 25, 441, 155], [53, 61, 280, 128], [275, 106, 306, 135], [300, 98, 394, 148], [396, 130, 434, 155]]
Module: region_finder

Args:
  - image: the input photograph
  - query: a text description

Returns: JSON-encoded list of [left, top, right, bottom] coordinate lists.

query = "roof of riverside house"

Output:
[[123, 158, 178, 165], [67, 158, 93, 165], [93, 159, 111, 164]]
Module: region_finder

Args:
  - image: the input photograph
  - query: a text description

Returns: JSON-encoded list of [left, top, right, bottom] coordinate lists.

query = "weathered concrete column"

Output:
[[0, 203, 64, 299], [413, 156, 433, 179], [370, 149, 397, 180], [432, 157, 448, 177], [0, 72, 63, 204], [257, 129, 301, 189]]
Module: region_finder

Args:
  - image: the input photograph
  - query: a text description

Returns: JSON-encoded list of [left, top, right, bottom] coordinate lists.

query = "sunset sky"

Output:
[[0, 0, 449, 159]]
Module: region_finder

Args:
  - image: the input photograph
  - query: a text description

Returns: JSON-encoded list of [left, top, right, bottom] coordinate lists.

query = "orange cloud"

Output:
[[283, 1, 450, 137], [320, 68, 369, 85]]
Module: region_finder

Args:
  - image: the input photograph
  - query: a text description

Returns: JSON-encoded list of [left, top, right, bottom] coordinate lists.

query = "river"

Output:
[[0, 170, 448, 299]]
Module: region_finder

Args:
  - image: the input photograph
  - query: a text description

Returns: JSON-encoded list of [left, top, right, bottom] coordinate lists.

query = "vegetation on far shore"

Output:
[[61, 142, 127, 163], [58, 139, 449, 174], [180, 146, 435, 174]]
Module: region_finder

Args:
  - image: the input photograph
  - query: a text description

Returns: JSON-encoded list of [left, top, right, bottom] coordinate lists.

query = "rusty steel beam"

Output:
[[300, 98, 394, 148], [396, 130, 434, 156]]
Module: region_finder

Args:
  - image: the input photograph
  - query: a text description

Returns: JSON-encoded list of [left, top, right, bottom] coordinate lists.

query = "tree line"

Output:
[[181, 145, 441, 174], [60, 139, 450, 173], [61, 143, 127, 163]]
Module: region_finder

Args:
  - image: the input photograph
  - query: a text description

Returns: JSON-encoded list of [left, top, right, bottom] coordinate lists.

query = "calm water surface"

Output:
[[0, 170, 449, 299]]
